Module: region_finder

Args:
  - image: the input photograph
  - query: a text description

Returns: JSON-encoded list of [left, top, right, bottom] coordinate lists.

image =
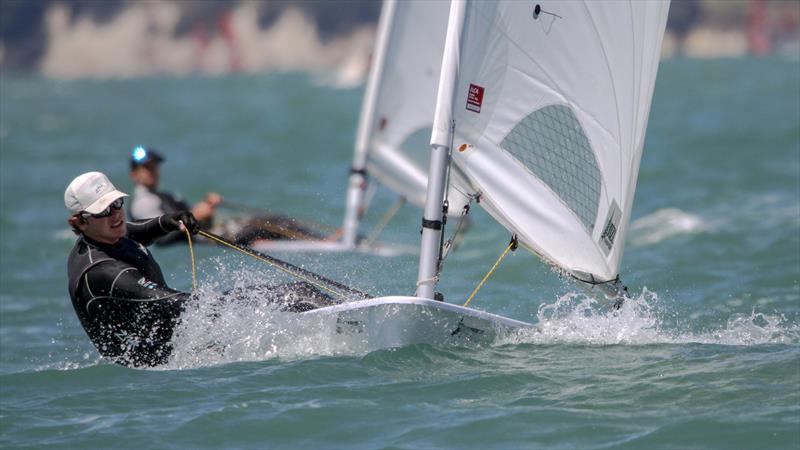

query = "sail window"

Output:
[[499, 105, 601, 231]]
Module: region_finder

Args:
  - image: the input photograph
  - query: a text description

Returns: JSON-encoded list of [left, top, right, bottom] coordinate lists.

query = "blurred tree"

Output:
[[0, 0, 49, 71], [1, 0, 127, 71], [667, 0, 702, 56]]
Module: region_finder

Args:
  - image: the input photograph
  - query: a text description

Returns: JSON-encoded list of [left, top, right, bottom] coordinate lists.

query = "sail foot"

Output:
[[569, 269, 629, 302]]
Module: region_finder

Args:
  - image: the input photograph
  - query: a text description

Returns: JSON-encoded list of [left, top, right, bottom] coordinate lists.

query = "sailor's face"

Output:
[[131, 162, 160, 188], [81, 207, 127, 244]]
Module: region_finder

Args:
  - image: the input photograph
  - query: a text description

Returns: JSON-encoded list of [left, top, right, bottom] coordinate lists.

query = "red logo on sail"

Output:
[[466, 83, 485, 113]]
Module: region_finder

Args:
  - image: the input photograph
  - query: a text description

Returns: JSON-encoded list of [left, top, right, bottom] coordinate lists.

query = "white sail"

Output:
[[364, 0, 452, 207], [343, 0, 465, 248], [437, 0, 669, 284], [301, 0, 672, 347], [294, 0, 669, 353]]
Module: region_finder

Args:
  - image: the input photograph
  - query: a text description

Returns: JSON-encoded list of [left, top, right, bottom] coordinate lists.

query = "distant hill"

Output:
[[1, 0, 797, 78], [0, 0, 380, 73]]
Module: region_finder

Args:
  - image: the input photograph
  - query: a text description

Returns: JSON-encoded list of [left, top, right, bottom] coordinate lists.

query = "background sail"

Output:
[[449, 0, 670, 281], [364, 0, 450, 208]]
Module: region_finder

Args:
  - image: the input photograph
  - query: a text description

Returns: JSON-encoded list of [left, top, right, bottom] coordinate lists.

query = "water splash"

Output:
[[165, 261, 358, 369], [166, 280, 799, 369], [705, 310, 799, 345], [507, 289, 799, 347], [517, 289, 667, 345], [162, 254, 800, 369]]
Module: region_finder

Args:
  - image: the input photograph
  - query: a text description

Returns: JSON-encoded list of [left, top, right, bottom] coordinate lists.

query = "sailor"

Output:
[[65, 171, 200, 367], [128, 146, 221, 245], [65, 171, 336, 368], [128, 146, 325, 246]]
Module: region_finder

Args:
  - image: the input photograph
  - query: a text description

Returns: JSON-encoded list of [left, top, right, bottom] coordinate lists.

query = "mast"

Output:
[[416, 0, 466, 300], [341, 0, 397, 248]]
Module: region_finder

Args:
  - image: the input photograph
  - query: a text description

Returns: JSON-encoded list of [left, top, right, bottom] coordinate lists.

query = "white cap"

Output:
[[64, 171, 128, 214]]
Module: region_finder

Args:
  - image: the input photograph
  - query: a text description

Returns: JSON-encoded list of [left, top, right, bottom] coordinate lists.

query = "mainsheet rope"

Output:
[[182, 223, 197, 291], [463, 235, 517, 307], [185, 223, 521, 309], [194, 229, 355, 301]]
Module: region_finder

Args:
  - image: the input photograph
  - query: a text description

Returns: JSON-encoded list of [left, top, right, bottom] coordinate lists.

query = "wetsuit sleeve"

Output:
[[82, 259, 191, 314], [130, 192, 194, 247], [126, 215, 179, 247], [152, 192, 197, 246]]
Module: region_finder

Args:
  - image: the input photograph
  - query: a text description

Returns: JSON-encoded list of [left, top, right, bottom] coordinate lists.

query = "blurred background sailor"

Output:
[[129, 146, 221, 245], [129, 146, 325, 246]]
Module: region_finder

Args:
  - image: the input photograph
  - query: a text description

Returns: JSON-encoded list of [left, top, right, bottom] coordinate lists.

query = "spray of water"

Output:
[[89, 252, 796, 370], [166, 258, 363, 369], [507, 288, 799, 347]]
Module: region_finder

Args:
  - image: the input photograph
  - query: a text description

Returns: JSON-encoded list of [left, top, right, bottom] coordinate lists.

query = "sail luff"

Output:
[[416, 0, 465, 300], [341, 0, 397, 247]]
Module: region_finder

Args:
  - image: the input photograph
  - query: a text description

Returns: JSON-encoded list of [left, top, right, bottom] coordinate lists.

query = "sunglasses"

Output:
[[80, 198, 124, 219]]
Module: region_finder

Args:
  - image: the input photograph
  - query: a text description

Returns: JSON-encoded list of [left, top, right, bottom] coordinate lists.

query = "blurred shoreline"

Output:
[[0, 0, 798, 84]]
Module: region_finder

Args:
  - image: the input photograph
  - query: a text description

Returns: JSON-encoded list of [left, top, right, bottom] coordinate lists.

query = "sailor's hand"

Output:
[[205, 192, 222, 206], [166, 211, 200, 234], [192, 193, 221, 222]]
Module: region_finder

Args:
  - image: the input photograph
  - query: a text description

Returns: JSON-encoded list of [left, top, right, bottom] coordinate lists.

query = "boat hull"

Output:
[[300, 296, 532, 352]]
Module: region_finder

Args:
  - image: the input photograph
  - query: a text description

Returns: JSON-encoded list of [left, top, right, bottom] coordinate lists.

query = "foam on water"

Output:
[[628, 208, 711, 246], [39, 248, 798, 372], [164, 277, 799, 370], [168, 295, 298, 369], [506, 288, 799, 347], [166, 260, 365, 369], [2, 59, 798, 448]]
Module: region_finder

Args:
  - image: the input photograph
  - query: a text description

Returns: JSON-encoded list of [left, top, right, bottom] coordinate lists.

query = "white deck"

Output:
[[300, 296, 533, 352]]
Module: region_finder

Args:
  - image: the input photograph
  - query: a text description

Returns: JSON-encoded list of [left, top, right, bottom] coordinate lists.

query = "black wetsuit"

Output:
[[67, 216, 190, 367], [67, 215, 339, 367]]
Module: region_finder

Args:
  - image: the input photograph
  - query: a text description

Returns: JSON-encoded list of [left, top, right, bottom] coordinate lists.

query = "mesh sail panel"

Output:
[[499, 105, 601, 231]]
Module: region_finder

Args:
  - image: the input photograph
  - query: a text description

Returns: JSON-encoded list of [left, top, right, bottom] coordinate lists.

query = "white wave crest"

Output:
[[505, 289, 799, 347], [163, 258, 798, 369], [628, 208, 709, 246]]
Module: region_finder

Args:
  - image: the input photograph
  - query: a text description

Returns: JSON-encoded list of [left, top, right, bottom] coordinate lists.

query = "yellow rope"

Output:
[[463, 239, 515, 307], [183, 224, 197, 291], [197, 229, 347, 300]]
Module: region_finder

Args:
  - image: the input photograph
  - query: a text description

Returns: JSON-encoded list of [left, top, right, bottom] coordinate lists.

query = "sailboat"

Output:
[[302, 0, 671, 349], [251, 0, 458, 257]]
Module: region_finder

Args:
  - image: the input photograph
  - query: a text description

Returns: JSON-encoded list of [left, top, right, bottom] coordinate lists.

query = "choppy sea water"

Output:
[[1, 58, 798, 449]]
